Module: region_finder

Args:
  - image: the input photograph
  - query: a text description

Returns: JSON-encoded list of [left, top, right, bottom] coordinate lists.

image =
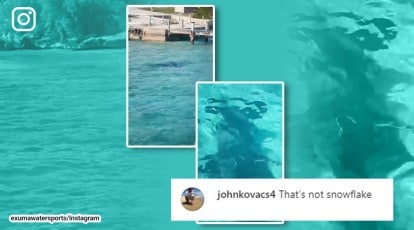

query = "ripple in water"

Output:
[[197, 83, 283, 178]]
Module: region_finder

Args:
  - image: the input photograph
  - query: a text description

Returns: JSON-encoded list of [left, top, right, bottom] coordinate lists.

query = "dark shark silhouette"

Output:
[[198, 97, 281, 178]]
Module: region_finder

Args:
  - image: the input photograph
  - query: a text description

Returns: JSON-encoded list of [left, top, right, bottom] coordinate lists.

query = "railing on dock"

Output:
[[128, 11, 213, 43]]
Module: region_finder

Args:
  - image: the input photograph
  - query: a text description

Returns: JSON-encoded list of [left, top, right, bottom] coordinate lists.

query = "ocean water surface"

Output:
[[0, 49, 196, 230], [128, 41, 213, 146], [1, 0, 414, 229], [197, 83, 283, 178]]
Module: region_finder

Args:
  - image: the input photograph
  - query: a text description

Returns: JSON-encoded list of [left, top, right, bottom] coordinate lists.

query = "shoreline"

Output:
[[128, 8, 213, 43]]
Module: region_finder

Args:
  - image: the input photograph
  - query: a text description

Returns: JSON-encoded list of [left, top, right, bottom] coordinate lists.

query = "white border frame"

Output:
[[195, 81, 285, 225], [126, 5, 216, 148]]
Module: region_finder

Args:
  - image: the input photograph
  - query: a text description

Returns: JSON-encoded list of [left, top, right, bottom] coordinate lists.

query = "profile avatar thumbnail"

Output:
[[181, 187, 204, 211]]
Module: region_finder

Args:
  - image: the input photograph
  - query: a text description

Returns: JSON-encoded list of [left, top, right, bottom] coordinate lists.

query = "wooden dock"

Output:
[[128, 9, 213, 43], [128, 28, 212, 43]]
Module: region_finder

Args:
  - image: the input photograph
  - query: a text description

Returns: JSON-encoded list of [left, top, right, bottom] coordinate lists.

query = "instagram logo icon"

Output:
[[12, 7, 36, 32]]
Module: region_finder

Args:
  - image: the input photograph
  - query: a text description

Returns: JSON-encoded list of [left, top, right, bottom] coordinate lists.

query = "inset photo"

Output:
[[181, 187, 204, 211], [126, 5, 215, 148], [196, 82, 284, 179]]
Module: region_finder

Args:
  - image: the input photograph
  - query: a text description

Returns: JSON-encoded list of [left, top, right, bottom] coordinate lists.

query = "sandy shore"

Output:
[[181, 196, 204, 211]]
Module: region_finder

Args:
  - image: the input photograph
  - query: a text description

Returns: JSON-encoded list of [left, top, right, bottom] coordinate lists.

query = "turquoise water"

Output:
[[1, 0, 414, 229], [197, 83, 283, 178], [0, 49, 195, 229], [128, 41, 213, 146]]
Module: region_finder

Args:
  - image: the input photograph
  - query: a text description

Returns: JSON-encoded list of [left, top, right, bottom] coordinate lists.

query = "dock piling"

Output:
[[190, 31, 195, 44], [190, 22, 195, 44]]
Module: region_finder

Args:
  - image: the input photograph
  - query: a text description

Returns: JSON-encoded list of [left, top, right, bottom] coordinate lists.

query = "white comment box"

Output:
[[171, 179, 393, 221]]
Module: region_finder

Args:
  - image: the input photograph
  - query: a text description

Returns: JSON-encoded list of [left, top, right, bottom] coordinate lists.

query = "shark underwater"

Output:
[[198, 96, 282, 178]]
